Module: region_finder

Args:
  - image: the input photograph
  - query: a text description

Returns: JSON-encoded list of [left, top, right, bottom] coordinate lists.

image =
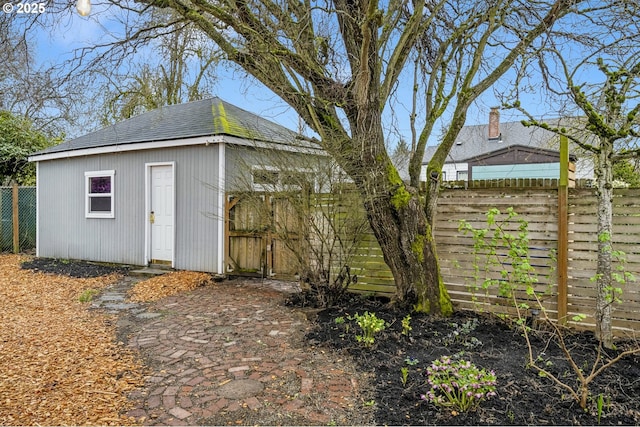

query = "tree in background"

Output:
[[507, 2, 640, 347], [0, 111, 60, 185], [0, 18, 81, 136], [97, 11, 222, 125], [127, 0, 580, 314], [613, 159, 640, 188]]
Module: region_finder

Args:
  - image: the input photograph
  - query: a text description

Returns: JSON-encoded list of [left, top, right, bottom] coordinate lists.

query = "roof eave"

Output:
[[28, 134, 324, 163]]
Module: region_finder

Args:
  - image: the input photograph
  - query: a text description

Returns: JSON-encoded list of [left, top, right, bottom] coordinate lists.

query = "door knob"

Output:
[[150, 211, 155, 224]]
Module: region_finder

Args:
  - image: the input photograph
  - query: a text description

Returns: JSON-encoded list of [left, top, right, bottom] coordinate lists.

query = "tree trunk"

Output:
[[359, 171, 452, 315], [595, 142, 614, 348]]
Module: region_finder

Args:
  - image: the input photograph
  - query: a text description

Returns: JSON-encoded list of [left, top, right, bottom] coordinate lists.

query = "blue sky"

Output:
[[20, 2, 567, 146]]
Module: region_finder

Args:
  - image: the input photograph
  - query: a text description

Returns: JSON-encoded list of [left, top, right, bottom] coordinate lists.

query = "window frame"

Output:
[[85, 170, 115, 218], [457, 170, 469, 181], [251, 166, 315, 192]]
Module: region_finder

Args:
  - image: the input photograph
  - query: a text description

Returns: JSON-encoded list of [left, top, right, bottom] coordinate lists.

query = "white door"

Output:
[[149, 164, 174, 264]]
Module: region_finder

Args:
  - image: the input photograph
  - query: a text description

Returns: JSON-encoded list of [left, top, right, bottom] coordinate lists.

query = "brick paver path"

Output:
[[123, 279, 372, 425]]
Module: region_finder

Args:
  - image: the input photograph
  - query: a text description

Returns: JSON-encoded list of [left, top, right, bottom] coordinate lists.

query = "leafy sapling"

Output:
[[401, 367, 409, 387]]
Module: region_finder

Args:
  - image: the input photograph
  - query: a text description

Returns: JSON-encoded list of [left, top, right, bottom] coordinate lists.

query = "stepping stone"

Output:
[[217, 379, 264, 399], [99, 293, 125, 301], [136, 312, 162, 319]]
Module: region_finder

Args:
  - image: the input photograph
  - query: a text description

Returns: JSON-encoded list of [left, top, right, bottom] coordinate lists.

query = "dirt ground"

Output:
[[305, 296, 640, 425]]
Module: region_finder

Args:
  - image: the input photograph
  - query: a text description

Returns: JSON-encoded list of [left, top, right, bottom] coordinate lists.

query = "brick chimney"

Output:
[[489, 107, 500, 139]]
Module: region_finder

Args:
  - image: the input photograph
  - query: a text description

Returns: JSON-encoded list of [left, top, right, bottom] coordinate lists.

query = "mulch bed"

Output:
[[21, 257, 130, 278], [305, 296, 640, 425], [129, 271, 213, 302], [1, 255, 145, 426]]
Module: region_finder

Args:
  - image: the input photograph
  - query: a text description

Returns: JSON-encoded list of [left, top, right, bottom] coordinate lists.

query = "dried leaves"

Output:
[[0, 255, 145, 426], [129, 271, 213, 302]]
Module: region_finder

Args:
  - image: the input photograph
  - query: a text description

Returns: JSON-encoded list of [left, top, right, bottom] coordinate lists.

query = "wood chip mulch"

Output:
[[128, 271, 213, 302], [0, 255, 146, 426]]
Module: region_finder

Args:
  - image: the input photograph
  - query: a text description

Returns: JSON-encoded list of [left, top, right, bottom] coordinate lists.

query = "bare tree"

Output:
[[0, 17, 80, 135], [98, 11, 222, 124], [116, 0, 583, 314], [231, 150, 369, 307], [506, 1, 640, 347]]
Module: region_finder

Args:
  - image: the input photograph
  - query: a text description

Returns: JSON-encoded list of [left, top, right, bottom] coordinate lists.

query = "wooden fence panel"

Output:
[[565, 188, 640, 335], [435, 188, 559, 318]]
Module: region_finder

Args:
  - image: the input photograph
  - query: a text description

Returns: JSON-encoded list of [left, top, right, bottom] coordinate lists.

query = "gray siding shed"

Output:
[[30, 98, 322, 274], [36, 145, 223, 272]]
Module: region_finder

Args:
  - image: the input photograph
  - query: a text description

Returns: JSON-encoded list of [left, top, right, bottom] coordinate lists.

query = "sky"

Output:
[[12, 1, 588, 147]]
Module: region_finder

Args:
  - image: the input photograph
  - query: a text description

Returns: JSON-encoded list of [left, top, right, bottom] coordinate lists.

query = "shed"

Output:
[[28, 98, 323, 274]]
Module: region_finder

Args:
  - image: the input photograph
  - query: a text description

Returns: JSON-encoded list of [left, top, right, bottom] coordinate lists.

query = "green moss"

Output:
[[413, 299, 431, 314], [411, 234, 426, 263], [413, 278, 453, 316], [212, 101, 260, 139], [388, 163, 411, 210], [439, 277, 453, 316]]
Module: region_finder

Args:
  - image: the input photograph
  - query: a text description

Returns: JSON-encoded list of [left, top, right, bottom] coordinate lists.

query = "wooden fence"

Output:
[[225, 184, 640, 335], [351, 185, 640, 337]]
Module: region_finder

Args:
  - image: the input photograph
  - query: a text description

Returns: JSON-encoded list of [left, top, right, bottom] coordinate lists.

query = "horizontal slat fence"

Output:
[[340, 185, 640, 337], [566, 188, 640, 336], [226, 185, 640, 336], [434, 188, 559, 319], [309, 192, 395, 295]]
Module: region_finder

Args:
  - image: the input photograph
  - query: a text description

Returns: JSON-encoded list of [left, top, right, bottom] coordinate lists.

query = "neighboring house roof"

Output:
[[30, 97, 319, 160], [422, 118, 569, 165]]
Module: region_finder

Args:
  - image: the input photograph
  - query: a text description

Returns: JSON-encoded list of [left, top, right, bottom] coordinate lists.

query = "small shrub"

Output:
[[349, 311, 386, 347], [443, 319, 482, 349], [422, 355, 497, 412]]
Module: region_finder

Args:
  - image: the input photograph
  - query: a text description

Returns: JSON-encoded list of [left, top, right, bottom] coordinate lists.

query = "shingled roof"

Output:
[[33, 97, 316, 156], [422, 119, 561, 165]]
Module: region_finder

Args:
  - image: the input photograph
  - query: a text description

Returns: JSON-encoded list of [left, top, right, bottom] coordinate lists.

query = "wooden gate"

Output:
[[225, 193, 302, 279]]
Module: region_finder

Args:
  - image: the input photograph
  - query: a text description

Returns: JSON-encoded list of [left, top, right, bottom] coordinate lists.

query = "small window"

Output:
[[85, 170, 115, 218], [457, 170, 468, 181], [253, 169, 279, 186], [280, 171, 312, 189]]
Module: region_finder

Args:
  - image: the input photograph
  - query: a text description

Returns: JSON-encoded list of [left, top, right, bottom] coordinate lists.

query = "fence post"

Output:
[[12, 182, 19, 254], [557, 136, 569, 324]]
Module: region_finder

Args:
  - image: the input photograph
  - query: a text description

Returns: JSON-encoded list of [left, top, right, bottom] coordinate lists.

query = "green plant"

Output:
[[349, 311, 386, 347], [400, 367, 409, 387], [459, 207, 543, 303], [421, 355, 497, 412], [401, 314, 412, 336], [443, 319, 482, 349], [78, 288, 99, 303], [404, 356, 419, 366], [461, 207, 640, 411], [596, 393, 610, 424], [334, 316, 345, 325]]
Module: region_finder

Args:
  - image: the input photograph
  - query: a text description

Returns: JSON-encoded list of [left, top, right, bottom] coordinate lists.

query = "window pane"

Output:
[[90, 176, 111, 194], [90, 196, 112, 212], [253, 170, 278, 185]]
